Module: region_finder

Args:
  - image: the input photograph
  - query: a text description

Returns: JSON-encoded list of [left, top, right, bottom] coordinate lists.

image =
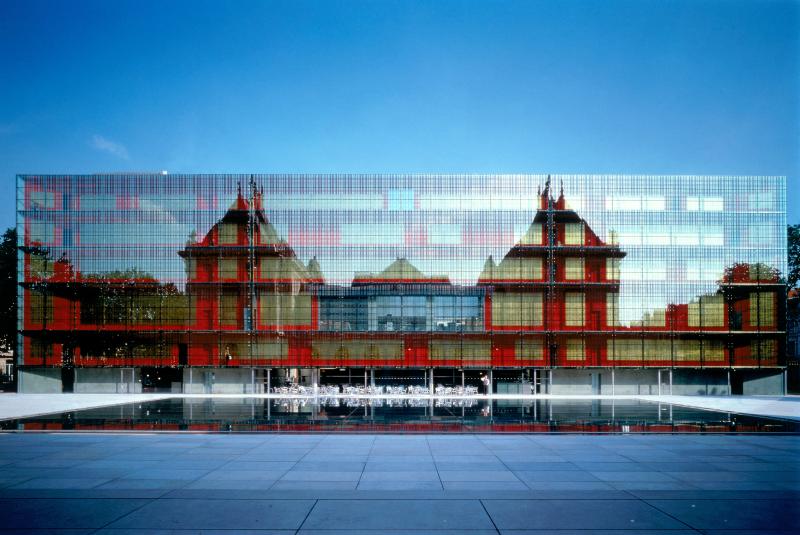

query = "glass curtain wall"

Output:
[[17, 174, 786, 372]]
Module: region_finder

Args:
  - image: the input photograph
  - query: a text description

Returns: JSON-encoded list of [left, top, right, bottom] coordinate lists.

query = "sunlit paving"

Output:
[[0, 422, 799, 532]]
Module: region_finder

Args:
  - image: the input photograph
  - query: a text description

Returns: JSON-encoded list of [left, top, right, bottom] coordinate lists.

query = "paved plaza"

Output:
[[0, 432, 797, 533]]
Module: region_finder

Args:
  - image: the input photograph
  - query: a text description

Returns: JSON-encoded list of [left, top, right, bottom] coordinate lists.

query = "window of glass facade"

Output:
[[687, 196, 724, 211], [493, 257, 543, 280], [260, 292, 312, 326], [219, 291, 239, 327], [518, 223, 543, 245], [751, 339, 775, 360], [608, 339, 641, 360], [566, 338, 585, 360], [218, 223, 238, 245], [492, 292, 543, 327], [218, 258, 238, 280], [433, 295, 482, 332], [516, 338, 544, 361], [688, 294, 725, 328], [564, 257, 584, 280], [749, 292, 775, 327], [564, 292, 585, 327], [564, 223, 584, 245], [606, 258, 620, 281], [606, 293, 620, 327]]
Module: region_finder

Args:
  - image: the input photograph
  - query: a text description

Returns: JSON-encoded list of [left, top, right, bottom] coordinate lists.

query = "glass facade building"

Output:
[[16, 174, 787, 394]]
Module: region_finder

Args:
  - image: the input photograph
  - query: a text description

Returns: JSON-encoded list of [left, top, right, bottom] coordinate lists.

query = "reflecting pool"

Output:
[[2, 398, 797, 433]]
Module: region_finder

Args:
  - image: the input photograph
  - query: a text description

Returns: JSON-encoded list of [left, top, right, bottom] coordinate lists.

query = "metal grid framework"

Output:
[[16, 174, 787, 370]]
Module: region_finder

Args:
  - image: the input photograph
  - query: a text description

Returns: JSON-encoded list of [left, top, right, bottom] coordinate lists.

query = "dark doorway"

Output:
[[320, 367, 369, 387], [433, 368, 461, 387], [730, 371, 744, 395], [61, 367, 74, 392], [141, 367, 182, 393], [373, 368, 427, 387], [178, 344, 188, 366], [61, 345, 74, 392]]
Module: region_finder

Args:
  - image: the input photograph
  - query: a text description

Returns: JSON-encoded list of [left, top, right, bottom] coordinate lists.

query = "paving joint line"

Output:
[[426, 434, 445, 491], [484, 438, 528, 490], [638, 495, 704, 533], [84, 488, 164, 534], [478, 498, 502, 534], [294, 497, 319, 534], [355, 433, 376, 490]]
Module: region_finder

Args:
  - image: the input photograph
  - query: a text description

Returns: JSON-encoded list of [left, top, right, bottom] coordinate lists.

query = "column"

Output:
[[611, 368, 615, 396]]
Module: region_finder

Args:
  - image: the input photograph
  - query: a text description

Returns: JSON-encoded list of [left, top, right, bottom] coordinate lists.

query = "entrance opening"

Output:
[[533, 369, 550, 394], [433, 368, 462, 388], [373, 368, 427, 387], [320, 367, 369, 387], [141, 367, 182, 393], [61, 367, 74, 393], [62, 345, 75, 392], [463, 369, 486, 390], [178, 344, 188, 366], [730, 371, 744, 395]]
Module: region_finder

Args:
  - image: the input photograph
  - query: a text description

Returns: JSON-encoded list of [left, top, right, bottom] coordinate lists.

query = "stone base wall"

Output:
[[18, 368, 62, 393], [74, 368, 142, 394], [15, 366, 787, 395]]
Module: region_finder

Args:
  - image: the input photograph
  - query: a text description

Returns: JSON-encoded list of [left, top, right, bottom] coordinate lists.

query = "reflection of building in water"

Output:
[[13, 398, 796, 433], [16, 174, 788, 395]]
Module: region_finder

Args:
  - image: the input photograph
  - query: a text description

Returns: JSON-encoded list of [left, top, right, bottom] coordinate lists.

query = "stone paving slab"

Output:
[[0, 433, 797, 532], [302, 499, 495, 531], [644, 499, 800, 531], [106, 499, 316, 530], [482, 498, 689, 530], [0, 498, 152, 529]]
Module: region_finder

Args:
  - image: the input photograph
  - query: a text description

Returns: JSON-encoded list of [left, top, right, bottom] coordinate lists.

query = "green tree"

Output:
[[790, 224, 800, 290], [0, 228, 16, 353]]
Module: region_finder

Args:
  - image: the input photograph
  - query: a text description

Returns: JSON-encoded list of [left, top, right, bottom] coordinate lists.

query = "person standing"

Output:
[[481, 373, 490, 395]]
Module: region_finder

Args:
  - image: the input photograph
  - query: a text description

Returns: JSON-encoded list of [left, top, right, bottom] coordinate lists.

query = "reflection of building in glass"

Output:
[[16, 174, 787, 394], [788, 289, 800, 393]]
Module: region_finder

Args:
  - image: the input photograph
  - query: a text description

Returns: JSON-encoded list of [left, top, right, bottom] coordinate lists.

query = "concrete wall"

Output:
[[19, 368, 62, 393], [550, 369, 596, 395], [671, 369, 729, 396], [74, 368, 141, 394], [183, 368, 257, 394], [20, 365, 784, 396], [741, 369, 785, 395], [548, 368, 739, 396], [609, 369, 659, 395]]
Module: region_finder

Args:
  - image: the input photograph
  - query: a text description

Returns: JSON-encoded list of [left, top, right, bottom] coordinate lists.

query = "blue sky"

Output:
[[0, 0, 797, 231]]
